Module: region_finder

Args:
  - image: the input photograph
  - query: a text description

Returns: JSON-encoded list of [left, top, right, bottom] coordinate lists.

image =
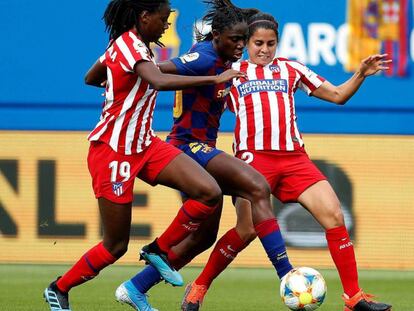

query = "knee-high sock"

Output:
[[156, 200, 216, 253], [255, 218, 293, 279], [326, 226, 360, 297], [195, 228, 247, 288], [56, 242, 116, 293], [130, 249, 191, 293]]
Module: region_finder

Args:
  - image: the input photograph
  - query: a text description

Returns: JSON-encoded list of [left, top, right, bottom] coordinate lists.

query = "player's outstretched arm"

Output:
[[311, 54, 391, 105], [135, 60, 245, 90]]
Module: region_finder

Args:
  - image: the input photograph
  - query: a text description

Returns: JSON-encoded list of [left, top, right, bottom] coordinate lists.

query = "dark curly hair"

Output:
[[103, 0, 170, 46], [196, 0, 259, 42]]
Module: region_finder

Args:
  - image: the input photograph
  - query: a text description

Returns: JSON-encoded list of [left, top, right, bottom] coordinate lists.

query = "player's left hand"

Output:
[[359, 54, 392, 77]]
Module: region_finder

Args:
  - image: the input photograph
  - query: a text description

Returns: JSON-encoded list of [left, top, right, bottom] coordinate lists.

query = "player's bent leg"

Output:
[[298, 181, 391, 310], [140, 154, 222, 286], [205, 153, 274, 223], [115, 280, 159, 311]]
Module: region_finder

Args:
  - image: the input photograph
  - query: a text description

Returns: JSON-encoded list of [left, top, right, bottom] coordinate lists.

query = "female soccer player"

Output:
[[183, 11, 392, 311], [114, 2, 295, 311], [43, 1, 246, 310]]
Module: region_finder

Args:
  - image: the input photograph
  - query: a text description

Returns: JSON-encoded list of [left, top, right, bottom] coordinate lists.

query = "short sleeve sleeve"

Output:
[[171, 49, 216, 76], [116, 32, 152, 72], [290, 62, 326, 95]]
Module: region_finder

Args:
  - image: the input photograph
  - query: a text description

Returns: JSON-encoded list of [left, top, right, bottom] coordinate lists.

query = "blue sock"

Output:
[[256, 218, 293, 279], [130, 265, 162, 293]]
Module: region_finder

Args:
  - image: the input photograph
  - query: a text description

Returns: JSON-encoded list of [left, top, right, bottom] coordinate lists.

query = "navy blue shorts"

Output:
[[176, 142, 223, 168], [175, 142, 223, 199]]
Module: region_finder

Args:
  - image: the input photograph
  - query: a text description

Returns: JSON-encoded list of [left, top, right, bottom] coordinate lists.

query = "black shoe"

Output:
[[43, 277, 71, 311], [343, 290, 391, 311]]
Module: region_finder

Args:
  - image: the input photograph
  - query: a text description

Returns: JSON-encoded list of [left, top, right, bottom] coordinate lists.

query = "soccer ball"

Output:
[[280, 267, 327, 311]]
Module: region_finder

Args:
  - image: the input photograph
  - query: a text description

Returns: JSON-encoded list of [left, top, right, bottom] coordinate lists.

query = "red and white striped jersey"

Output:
[[88, 31, 158, 155], [229, 58, 325, 152]]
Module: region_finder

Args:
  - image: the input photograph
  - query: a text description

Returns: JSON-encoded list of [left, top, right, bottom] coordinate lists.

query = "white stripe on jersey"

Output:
[[136, 91, 157, 153], [88, 113, 115, 142], [109, 76, 141, 152], [117, 36, 137, 72], [248, 65, 264, 150]]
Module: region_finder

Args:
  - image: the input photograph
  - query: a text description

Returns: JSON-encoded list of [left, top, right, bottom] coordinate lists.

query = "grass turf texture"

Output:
[[0, 264, 412, 310]]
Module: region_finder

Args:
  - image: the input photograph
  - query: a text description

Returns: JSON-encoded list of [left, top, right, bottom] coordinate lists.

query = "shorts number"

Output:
[[109, 161, 131, 182], [240, 152, 254, 164], [173, 91, 183, 118]]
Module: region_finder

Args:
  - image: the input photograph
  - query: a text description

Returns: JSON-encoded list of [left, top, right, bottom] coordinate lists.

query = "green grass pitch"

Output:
[[1, 264, 413, 310]]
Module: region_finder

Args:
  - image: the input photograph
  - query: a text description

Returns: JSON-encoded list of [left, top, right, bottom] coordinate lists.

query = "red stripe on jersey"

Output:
[[256, 66, 272, 150]]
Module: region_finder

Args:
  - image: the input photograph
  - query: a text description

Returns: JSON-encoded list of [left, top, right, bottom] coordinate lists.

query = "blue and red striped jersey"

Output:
[[166, 41, 231, 147]]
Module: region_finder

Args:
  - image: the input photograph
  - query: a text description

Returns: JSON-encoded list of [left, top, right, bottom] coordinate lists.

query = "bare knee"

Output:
[[193, 181, 222, 207], [103, 238, 129, 259], [327, 200, 345, 228], [238, 227, 257, 244], [248, 176, 271, 203]]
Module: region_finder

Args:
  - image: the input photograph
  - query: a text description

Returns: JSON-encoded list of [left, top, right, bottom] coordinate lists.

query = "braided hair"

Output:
[[197, 0, 259, 42], [103, 0, 170, 45], [247, 12, 279, 42]]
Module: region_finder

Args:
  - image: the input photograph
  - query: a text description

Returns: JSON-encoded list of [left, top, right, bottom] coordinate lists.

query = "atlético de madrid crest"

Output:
[[112, 182, 124, 196], [269, 64, 280, 72]]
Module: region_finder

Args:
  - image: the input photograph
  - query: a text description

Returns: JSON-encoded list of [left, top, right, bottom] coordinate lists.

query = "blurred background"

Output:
[[0, 0, 413, 272]]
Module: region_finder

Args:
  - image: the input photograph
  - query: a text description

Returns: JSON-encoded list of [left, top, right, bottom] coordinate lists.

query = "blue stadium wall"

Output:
[[0, 0, 413, 134]]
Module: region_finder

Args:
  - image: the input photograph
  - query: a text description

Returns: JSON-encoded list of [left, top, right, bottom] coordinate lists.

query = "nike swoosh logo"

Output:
[[227, 245, 236, 252]]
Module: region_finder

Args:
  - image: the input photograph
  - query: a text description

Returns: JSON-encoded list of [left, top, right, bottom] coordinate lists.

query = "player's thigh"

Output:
[[297, 180, 344, 229], [155, 153, 221, 201], [206, 152, 268, 197]]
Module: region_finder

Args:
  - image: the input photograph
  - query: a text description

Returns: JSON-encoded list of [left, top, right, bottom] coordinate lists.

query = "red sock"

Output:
[[56, 242, 117, 293], [157, 200, 216, 253], [326, 226, 360, 297], [195, 228, 247, 288], [168, 249, 192, 270]]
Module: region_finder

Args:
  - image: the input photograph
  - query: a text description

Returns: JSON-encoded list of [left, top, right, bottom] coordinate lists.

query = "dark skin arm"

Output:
[[84, 58, 244, 90], [158, 60, 178, 74], [84, 59, 107, 87], [135, 60, 242, 90]]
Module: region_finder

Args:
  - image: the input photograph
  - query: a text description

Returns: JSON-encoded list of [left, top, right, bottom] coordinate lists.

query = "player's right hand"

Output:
[[216, 69, 247, 83]]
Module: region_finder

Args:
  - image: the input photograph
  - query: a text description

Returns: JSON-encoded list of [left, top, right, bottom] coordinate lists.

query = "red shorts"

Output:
[[88, 137, 182, 204], [235, 149, 326, 203]]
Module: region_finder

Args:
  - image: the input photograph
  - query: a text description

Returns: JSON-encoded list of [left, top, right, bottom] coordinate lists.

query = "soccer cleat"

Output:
[[43, 278, 71, 311], [181, 282, 208, 311], [139, 245, 183, 287], [115, 280, 158, 311], [342, 290, 392, 311]]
